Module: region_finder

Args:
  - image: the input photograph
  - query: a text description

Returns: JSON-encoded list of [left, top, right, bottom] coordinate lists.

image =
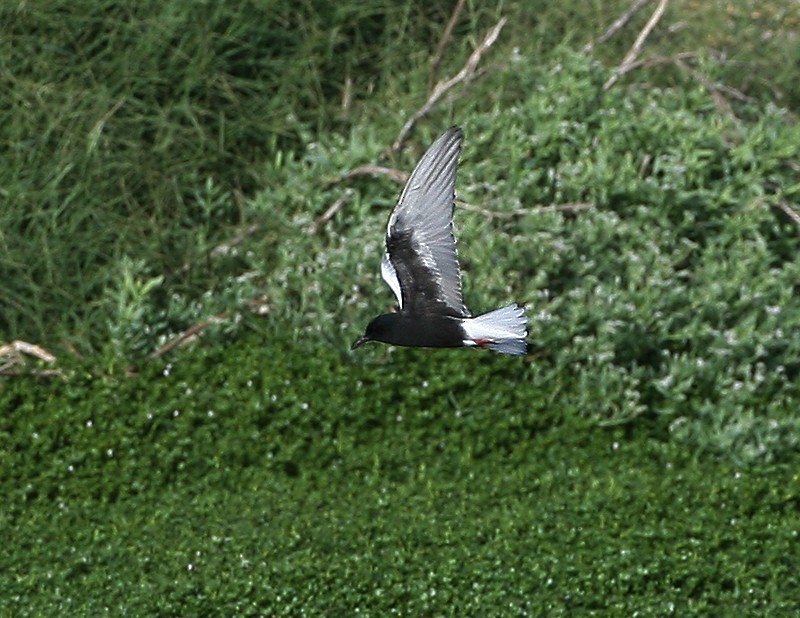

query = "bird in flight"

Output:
[[352, 127, 528, 356]]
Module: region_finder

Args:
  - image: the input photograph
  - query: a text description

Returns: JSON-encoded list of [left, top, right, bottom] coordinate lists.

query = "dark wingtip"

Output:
[[447, 125, 464, 140]]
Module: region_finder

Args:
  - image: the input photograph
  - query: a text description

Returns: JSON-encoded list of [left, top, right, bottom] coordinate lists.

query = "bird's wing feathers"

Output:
[[381, 127, 469, 316]]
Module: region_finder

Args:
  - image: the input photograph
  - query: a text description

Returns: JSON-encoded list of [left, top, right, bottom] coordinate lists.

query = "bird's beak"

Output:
[[351, 336, 370, 350]]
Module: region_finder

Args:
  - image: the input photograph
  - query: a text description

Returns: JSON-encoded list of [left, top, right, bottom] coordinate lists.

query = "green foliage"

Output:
[[229, 51, 800, 460], [3, 3, 800, 613], [3, 0, 800, 347], [1, 340, 799, 615], [5, 33, 800, 456], [102, 256, 164, 358], [468, 56, 800, 455], [0, 0, 481, 345]]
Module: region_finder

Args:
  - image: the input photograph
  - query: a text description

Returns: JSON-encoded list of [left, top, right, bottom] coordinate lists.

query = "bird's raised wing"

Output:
[[380, 127, 469, 317]]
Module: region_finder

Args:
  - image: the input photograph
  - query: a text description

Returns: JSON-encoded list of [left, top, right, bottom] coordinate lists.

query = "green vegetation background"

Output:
[[2, 0, 800, 614]]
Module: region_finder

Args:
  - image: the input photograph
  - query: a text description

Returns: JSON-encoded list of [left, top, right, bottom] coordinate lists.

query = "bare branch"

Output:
[[341, 75, 353, 112], [328, 165, 409, 186], [308, 188, 355, 234], [147, 309, 232, 360], [0, 340, 65, 379], [608, 51, 750, 120], [621, 50, 697, 72], [210, 223, 262, 258], [771, 201, 800, 232], [0, 368, 67, 379], [429, 0, 468, 91], [603, 0, 669, 91], [146, 295, 270, 361], [584, 0, 654, 54], [0, 340, 57, 364], [457, 200, 593, 220], [392, 17, 507, 153], [538, 202, 594, 215]]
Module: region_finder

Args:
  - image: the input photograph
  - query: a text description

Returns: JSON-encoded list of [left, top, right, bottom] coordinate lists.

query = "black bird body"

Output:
[[358, 312, 465, 349], [352, 127, 528, 356]]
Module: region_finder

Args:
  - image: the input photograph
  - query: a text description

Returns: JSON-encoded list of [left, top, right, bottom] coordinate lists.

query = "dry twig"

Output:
[[620, 52, 752, 120], [146, 295, 269, 361], [619, 51, 696, 73], [174, 222, 262, 277], [603, 0, 669, 91], [392, 17, 507, 153], [457, 200, 593, 220], [429, 0, 468, 91], [0, 340, 56, 364], [308, 188, 355, 234], [210, 223, 262, 258], [341, 75, 353, 112], [771, 202, 800, 231], [329, 165, 408, 186], [330, 163, 593, 221], [673, 57, 754, 120], [0, 368, 66, 379], [583, 0, 654, 53], [0, 340, 65, 379], [147, 309, 232, 360]]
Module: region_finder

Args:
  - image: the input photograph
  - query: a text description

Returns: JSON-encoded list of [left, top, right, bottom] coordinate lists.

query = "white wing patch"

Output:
[[380, 252, 403, 308]]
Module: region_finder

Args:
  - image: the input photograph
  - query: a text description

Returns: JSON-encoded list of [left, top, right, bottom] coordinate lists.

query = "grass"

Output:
[[2, 0, 800, 346], [2, 0, 800, 614]]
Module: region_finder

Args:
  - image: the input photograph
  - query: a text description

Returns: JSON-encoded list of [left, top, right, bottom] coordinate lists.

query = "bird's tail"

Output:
[[461, 303, 528, 356]]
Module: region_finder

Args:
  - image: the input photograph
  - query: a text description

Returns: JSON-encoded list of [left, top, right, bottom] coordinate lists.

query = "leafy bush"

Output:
[[236, 52, 800, 460]]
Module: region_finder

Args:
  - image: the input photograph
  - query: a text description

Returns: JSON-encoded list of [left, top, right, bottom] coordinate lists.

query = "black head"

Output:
[[351, 313, 402, 350]]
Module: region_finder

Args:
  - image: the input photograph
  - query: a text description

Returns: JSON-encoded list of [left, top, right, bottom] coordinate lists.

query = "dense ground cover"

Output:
[[3, 340, 799, 615], [3, 0, 800, 614]]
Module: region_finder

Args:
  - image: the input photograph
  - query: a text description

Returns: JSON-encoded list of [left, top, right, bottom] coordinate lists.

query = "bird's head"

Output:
[[351, 313, 401, 350]]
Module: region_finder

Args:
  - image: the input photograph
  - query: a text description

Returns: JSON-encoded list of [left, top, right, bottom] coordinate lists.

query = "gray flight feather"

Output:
[[381, 127, 469, 317]]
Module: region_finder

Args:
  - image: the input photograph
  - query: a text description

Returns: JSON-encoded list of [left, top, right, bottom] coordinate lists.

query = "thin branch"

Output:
[[0, 340, 65, 379], [307, 188, 355, 234], [621, 50, 698, 72], [603, 0, 669, 91], [771, 201, 800, 232], [328, 165, 409, 186], [457, 200, 593, 220], [429, 0, 467, 91], [210, 223, 262, 258], [537, 202, 594, 214], [617, 0, 670, 69], [583, 0, 654, 53], [341, 75, 353, 112], [392, 17, 507, 153], [611, 51, 751, 120], [174, 222, 262, 277], [672, 57, 753, 121], [0, 368, 67, 379], [147, 309, 232, 360], [674, 59, 752, 102], [0, 340, 57, 364], [147, 295, 270, 361]]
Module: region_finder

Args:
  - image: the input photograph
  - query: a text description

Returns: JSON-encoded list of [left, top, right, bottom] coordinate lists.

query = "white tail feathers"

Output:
[[461, 303, 528, 356]]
